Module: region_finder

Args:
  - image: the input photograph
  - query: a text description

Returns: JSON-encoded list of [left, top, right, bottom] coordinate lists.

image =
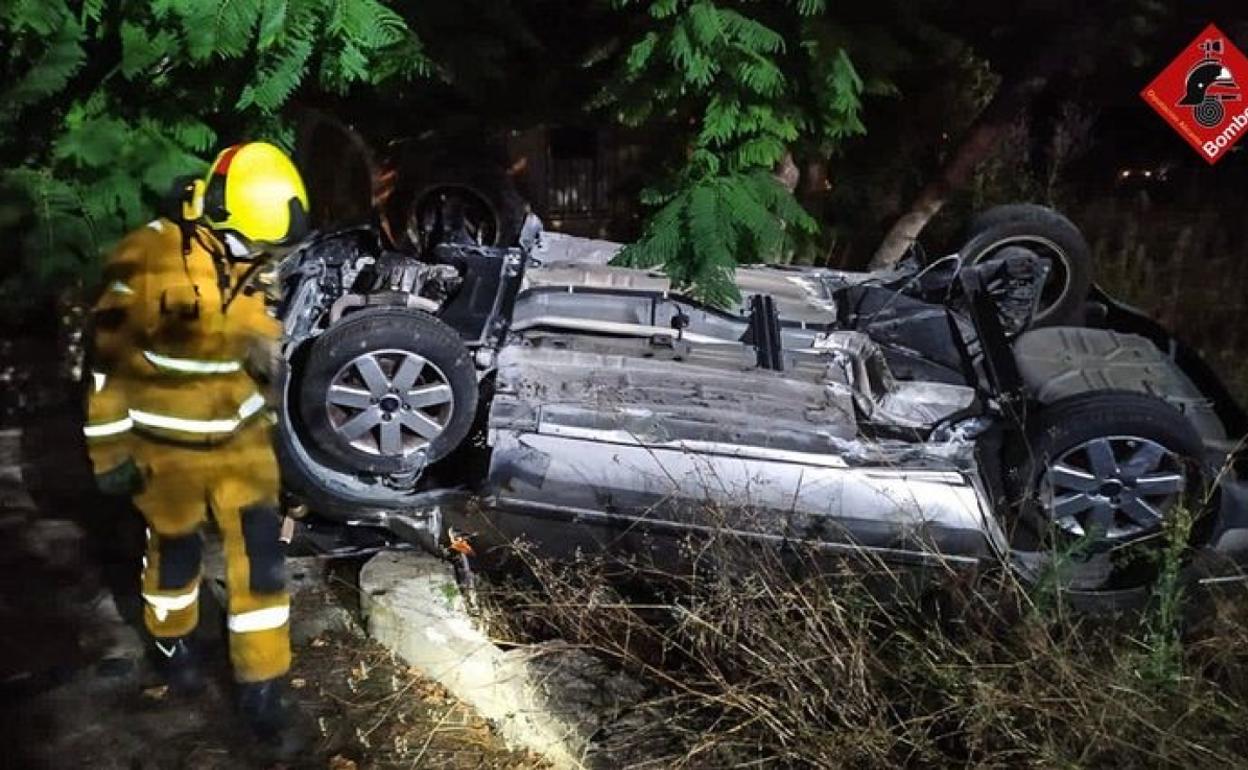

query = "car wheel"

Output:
[[1010, 390, 1211, 590], [277, 399, 432, 518], [298, 308, 478, 476], [386, 159, 527, 251], [962, 204, 1092, 328]]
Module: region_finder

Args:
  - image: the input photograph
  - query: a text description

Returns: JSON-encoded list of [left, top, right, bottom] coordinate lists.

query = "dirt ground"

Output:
[[0, 332, 543, 770]]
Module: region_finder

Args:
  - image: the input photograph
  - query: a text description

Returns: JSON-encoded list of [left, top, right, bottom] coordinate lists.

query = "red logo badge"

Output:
[[1142, 24, 1247, 164]]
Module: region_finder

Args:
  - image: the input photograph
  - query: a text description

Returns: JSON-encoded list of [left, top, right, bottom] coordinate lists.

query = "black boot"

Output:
[[149, 636, 205, 696], [237, 678, 314, 760]]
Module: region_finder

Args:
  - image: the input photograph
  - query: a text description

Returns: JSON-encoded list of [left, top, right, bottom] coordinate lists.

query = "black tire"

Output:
[[1009, 390, 1211, 589], [298, 308, 478, 476], [387, 157, 527, 250], [961, 204, 1092, 328]]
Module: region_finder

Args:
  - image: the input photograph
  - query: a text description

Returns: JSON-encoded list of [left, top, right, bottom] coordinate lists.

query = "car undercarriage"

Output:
[[272, 206, 1248, 600]]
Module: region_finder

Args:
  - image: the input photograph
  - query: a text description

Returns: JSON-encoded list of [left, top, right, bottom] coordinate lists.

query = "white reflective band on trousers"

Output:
[[228, 604, 290, 633], [83, 416, 134, 438], [129, 391, 268, 435], [143, 586, 199, 622], [143, 349, 243, 374]]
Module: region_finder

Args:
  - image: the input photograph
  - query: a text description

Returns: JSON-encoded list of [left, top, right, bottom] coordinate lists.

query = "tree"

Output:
[[867, 0, 1168, 268], [0, 1, 876, 310], [0, 0, 429, 303], [598, 0, 867, 305]]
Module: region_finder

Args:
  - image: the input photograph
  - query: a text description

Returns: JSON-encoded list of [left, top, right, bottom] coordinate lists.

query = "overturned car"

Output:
[[274, 205, 1248, 597]]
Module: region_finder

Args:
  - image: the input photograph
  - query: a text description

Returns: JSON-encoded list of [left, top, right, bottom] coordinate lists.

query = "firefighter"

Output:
[[84, 142, 309, 753]]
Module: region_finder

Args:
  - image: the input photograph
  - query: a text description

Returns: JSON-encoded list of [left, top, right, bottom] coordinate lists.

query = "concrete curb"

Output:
[[360, 551, 640, 769]]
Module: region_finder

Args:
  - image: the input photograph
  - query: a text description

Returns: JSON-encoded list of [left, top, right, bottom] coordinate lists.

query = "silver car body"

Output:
[[278, 231, 1248, 585]]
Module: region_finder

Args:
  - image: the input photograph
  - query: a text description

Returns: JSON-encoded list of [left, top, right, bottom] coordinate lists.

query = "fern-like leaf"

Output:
[[80, 0, 106, 25], [329, 0, 407, 50], [120, 21, 178, 79], [53, 113, 130, 169], [821, 48, 866, 139], [1, 0, 71, 36], [732, 135, 786, 170], [649, 0, 684, 20], [625, 30, 660, 77], [178, 0, 262, 61], [686, 2, 724, 46], [718, 8, 784, 54], [256, 0, 288, 49], [2, 14, 85, 112], [238, 35, 313, 111], [170, 121, 218, 154]]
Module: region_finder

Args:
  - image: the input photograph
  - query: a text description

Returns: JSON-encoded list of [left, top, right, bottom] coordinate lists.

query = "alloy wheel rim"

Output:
[[1040, 435, 1186, 542], [325, 349, 454, 458]]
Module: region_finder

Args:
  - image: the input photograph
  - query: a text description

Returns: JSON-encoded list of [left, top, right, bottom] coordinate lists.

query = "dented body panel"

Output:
[[471, 323, 1002, 566]]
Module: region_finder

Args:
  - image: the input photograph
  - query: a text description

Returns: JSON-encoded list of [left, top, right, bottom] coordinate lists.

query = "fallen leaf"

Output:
[[327, 754, 357, 770]]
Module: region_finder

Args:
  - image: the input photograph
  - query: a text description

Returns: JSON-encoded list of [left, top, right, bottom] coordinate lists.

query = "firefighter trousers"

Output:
[[91, 421, 290, 683]]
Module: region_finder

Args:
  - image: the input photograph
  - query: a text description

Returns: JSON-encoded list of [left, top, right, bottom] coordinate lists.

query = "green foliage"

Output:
[[2, 12, 86, 114], [616, 171, 816, 306], [1140, 506, 1196, 687], [0, 0, 430, 303], [601, 0, 866, 304]]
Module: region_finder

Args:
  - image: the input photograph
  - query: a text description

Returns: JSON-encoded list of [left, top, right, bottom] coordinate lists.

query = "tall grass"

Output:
[[480, 520, 1248, 768], [1091, 196, 1248, 408]]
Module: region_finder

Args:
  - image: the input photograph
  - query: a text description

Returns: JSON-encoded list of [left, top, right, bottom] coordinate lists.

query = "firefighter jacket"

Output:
[[84, 218, 279, 461]]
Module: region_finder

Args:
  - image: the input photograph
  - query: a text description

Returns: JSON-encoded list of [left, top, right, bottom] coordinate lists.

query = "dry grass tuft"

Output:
[[291, 630, 548, 768], [1091, 197, 1248, 407], [479, 523, 1248, 768]]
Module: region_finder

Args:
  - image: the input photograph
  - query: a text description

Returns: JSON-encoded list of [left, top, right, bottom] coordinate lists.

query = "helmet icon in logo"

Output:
[[1178, 38, 1241, 128]]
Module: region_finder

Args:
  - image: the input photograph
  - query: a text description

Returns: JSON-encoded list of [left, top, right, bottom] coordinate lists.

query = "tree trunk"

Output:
[[869, 21, 1097, 269]]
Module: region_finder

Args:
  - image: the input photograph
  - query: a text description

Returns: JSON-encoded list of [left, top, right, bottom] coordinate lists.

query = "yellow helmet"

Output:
[[196, 142, 309, 255]]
